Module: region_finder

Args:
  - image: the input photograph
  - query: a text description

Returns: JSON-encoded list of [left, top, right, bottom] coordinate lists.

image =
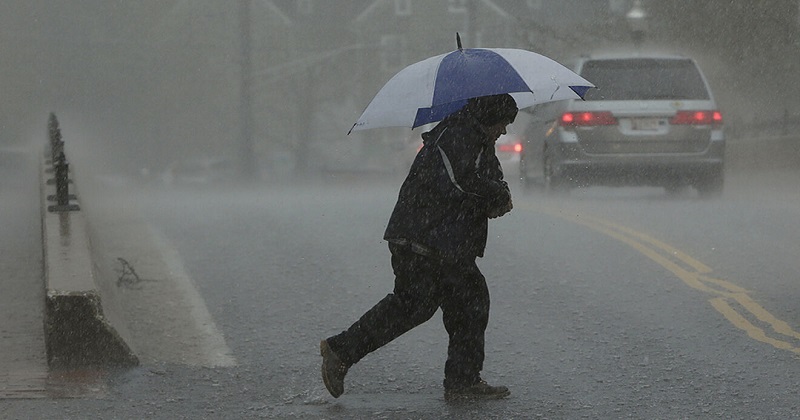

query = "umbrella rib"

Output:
[[550, 78, 560, 100]]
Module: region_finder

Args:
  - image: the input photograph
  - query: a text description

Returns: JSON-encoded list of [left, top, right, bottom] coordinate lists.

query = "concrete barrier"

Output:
[[72, 179, 237, 368], [40, 153, 138, 368]]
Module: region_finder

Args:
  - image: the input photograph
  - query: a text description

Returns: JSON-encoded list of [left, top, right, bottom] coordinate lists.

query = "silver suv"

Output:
[[519, 53, 725, 197]]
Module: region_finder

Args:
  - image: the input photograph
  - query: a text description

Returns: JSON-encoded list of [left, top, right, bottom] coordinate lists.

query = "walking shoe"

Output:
[[444, 380, 510, 400], [320, 339, 349, 398]]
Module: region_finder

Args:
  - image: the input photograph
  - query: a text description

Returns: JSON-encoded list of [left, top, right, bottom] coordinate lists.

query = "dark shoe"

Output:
[[320, 339, 349, 398], [445, 380, 510, 400]]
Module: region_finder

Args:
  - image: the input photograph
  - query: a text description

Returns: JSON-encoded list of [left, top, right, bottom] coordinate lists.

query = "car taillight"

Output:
[[670, 110, 723, 125], [497, 142, 523, 153], [560, 111, 618, 127]]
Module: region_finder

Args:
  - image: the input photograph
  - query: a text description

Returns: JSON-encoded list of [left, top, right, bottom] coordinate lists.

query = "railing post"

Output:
[[46, 114, 80, 212], [54, 152, 70, 207], [51, 133, 63, 166], [47, 113, 58, 160]]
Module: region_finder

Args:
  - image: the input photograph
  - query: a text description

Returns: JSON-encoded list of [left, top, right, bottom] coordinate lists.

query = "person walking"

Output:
[[321, 94, 518, 399]]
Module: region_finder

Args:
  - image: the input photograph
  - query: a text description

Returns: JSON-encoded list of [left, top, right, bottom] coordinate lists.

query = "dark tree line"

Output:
[[649, 1, 798, 68]]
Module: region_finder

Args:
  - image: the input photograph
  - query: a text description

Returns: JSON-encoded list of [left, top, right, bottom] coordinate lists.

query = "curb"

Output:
[[40, 153, 138, 368]]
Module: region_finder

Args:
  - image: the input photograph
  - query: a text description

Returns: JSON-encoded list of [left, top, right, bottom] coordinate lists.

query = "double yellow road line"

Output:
[[535, 205, 800, 356]]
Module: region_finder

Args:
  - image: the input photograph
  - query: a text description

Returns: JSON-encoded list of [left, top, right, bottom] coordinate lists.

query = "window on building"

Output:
[[608, 0, 629, 14], [381, 34, 407, 72], [394, 0, 411, 16], [448, 0, 467, 13], [527, 0, 543, 10], [298, 0, 313, 15]]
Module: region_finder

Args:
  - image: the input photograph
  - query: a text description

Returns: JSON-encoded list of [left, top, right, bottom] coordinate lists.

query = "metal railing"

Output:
[[45, 113, 80, 212]]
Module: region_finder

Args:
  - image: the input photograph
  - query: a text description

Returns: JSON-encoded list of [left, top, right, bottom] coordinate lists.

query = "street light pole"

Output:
[[238, 0, 257, 180], [465, 0, 478, 47], [626, 0, 648, 48]]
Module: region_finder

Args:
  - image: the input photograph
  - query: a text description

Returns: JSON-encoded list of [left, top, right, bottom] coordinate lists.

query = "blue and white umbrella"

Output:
[[350, 43, 594, 133]]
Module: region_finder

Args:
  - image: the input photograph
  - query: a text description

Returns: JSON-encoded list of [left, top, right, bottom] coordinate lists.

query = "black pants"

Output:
[[326, 243, 490, 388]]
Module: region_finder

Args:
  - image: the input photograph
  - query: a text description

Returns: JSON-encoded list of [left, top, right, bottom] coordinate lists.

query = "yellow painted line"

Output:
[[710, 298, 800, 354], [530, 205, 800, 355], [583, 213, 713, 275], [728, 293, 800, 341], [696, 274, 750, 294]]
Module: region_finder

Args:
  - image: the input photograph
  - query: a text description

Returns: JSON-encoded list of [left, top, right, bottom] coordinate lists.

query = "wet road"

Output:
[[3, 159, 800, 418], [0, 148, 48, 399]]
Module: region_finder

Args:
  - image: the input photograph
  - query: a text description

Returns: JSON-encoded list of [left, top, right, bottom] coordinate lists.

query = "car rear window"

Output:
[[580, 58, 710, 101]]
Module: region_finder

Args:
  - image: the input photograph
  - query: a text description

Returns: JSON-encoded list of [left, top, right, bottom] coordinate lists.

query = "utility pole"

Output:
[[238, 0, 257, 180], [465, 0, 478, 47], [626, 0, 648, 49]]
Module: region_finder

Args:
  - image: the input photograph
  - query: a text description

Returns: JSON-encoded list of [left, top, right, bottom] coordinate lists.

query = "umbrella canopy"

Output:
[[350, 46, 594, 133]]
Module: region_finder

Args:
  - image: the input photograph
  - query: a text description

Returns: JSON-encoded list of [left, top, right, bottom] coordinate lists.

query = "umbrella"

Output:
[[349, 34, 594, 133]]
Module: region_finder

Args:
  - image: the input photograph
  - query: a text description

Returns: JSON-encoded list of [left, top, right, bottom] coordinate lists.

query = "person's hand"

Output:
[[487, 195, 512, 219], [488, 203, 511, 219]]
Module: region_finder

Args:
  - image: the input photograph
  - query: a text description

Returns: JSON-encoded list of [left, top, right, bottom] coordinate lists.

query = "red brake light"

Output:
[[560, 111, 617, 127], [670, 110, 723, 125], [497, 142, 523, 153]]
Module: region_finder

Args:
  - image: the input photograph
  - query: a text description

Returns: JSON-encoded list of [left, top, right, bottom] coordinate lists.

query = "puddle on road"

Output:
[[0, 370, 47, 399], [0, 368, 108, 399], [46, 368, 108, 398]]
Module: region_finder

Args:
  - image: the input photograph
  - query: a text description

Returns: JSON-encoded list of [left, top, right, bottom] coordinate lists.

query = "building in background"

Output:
[[1, 1, 796, 177], [260, 0, 633, 175]]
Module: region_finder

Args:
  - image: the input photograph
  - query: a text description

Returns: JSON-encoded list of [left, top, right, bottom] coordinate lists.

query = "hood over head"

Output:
[[464, 94, 518, 127]]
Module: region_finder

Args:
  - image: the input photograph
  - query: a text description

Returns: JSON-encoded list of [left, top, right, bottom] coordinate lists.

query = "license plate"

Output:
[[631, 118, 662, 131]]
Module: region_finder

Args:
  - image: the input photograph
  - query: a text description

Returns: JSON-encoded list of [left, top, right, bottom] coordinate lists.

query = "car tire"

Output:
[[664, 182, 688, 196], [695, 170, 724, 199], [543, 152, 568, 194], [520, 173, 535, 190], [519, 157, 540, 192]]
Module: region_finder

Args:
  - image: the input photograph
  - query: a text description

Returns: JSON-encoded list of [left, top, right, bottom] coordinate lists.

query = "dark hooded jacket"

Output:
[[383, 108, 512, 261]]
